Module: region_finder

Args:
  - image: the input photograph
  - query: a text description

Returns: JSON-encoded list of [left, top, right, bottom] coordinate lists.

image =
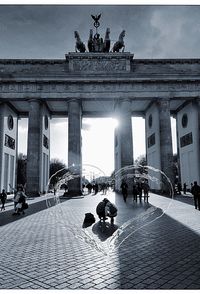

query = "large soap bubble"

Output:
[[45, 163, 174, 257]]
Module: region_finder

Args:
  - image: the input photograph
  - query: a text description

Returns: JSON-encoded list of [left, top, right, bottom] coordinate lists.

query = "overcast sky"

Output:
[[2, 4, 197, 175], [1, 5, 200, 59]]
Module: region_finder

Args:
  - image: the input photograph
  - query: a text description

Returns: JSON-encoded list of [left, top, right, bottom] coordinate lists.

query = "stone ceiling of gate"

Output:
[[0, 53, 200, 116]]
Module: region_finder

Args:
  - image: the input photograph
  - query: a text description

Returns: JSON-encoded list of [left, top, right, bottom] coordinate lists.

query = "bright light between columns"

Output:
[[111, 118, 119, 129]]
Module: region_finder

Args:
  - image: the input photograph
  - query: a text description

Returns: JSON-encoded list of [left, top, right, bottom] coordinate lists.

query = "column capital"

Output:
[[26, 98, 42, 104], [119, 98, 132, 104], [155, 99, 171, 111], [117, 98, 132, 113], [67, 98, 81, 105], [155, 98, 170, 105], [67, 99, 82, 112]]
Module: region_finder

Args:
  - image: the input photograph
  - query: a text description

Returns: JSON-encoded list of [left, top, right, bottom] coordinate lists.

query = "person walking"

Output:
[[0, 189, 7, 211], [183, 183, 187, 194], [143, 180, 150, 203], [94, 183, 99, 195], [121, 181, 128, 202], [12, 186, 26, 215], [191, 181, 200, 210], [177, 182, 182, 195], [137, 182, 143, 203], [133, 182, 138, 202]]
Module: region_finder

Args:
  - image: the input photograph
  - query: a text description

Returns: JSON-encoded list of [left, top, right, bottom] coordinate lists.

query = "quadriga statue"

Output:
[[74, 31, 86, 53], [112, 30, 125, 52]]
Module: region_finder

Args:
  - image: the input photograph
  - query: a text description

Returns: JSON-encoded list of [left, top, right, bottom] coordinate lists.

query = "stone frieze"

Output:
[[72, 59, 127, 72], [0, 80, 200, 94]]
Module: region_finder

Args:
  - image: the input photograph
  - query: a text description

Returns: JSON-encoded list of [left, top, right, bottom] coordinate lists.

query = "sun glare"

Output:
[[111, 118, 119, 129]]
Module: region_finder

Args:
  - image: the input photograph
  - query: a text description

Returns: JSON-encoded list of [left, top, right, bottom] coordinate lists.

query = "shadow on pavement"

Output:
[[117, 208, 200, 289], [173, 195, 194, 207], [0, 197, 68, 227], [61, 195, 84, 200], [92, 221, 118, 241]]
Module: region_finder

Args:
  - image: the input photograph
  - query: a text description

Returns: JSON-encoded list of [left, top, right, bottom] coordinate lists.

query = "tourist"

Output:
[[86, 182, 92, 194], [96, 198, 117, 224], [104, 198, 118, 225], [94, 183, 98, 195], [101, 182, 107, 195], [143, 180, 150, 203], [137, 182, 143, 202], [12, 186, 27, 215], [121, 181, 128, 202], [183, 183, 187, 194], [177, 182, 182, 195], [133, 182, 138, 202], [96, 199, 107, 221], [191, 181, 200, 210], [0, 189, 7, 211]]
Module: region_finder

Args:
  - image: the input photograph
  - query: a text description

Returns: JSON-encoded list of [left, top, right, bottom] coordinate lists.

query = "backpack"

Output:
[[83, 213, 96, 224], [106, 203, 117, 215]]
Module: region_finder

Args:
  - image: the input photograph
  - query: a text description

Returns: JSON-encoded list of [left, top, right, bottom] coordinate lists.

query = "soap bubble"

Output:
[[45, 163, 174, 257]]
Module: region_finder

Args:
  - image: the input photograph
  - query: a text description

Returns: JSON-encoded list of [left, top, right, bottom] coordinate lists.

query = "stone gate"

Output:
[[1, 51, 200, 195]]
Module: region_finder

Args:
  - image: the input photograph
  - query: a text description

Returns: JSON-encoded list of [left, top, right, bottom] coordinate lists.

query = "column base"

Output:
[[26, 191, 41, 197], [150, 189, 173, 197], [62, 191, 82, 197]]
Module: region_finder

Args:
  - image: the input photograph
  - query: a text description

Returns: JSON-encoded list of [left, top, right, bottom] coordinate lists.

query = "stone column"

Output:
[[68, 99, 82, 195], [177, 101, 200, 186], [0, 103, 4, 191], [0, 103, 18, 193], [158, 99, 174, 188], [175, 114, 181, 184], [114, 99, 133, 192], [26, 100, 41, 196]]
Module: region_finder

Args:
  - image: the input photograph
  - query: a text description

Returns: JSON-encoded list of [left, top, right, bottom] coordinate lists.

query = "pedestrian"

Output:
[[96, 198, 118, 224], [104, 198, 118, 225], [121, 181, 128, 202], [191, 181, 200, 210], [18, 190, 27, 215], [137, 182, 143, 202], [177, 182, 182, 195], [86, 182, 92, 194], [101, 182, 106, 195], [12, 186, 26, 215], [0, 189, 7, 211], [96, 199, 107, 221], [94, 183, 98, 195], [133, 182, 138, 202], [183, 183, 187, 194], [143, 180, 150, 203]]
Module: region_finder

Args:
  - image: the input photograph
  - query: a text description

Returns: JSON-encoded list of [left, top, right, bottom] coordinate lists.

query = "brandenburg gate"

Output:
[[1, 16, 200, 196]]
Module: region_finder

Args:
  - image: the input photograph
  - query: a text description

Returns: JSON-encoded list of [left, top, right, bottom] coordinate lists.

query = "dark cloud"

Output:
[[0, 5, 200, 58]]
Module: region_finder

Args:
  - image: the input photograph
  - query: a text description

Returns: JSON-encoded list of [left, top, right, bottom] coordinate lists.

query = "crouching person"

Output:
[[96, 198, 118, 225], [96, 199, 107, 222], [104, 198, 118, 225]]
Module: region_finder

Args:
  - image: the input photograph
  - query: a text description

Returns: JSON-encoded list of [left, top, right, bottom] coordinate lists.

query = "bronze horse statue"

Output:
[[88, 29, 94, 52], [112, 30, 125, 52], [74, 31, 86, 53]]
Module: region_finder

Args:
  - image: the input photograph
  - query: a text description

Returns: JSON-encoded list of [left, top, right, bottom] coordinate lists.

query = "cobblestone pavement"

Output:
[[0, 190, 200, 290]]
